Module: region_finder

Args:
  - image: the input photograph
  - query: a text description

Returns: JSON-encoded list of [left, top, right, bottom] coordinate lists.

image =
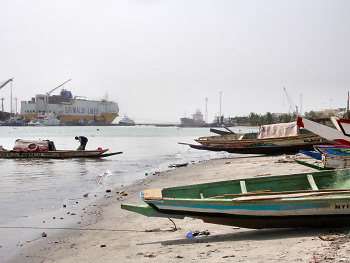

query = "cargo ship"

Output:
[[180, 109, 206, 127], [20, 80, 119, 125]]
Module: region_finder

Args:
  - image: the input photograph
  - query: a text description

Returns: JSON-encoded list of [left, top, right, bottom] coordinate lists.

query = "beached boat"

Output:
[[316, 147, 350, 156], [0, 139, 122, 159], [180, 122, 333, 155], [322, 154, 350, 169], [298, 153, 350, 170], [333, 118, 350, 136], [314, 145, 350, 154], [297, 117, 350, 146], [122, 168, 350, 228]]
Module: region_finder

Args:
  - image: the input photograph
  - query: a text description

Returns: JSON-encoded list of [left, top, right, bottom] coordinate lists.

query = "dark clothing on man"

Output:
[[75, 136, 88, 150]]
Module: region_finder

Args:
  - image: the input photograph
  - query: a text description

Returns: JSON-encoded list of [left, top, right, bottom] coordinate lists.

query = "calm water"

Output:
[[0, 125, 257, 261]]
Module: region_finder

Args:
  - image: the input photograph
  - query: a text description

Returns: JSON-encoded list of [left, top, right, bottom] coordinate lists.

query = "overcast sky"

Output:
[[1, 0, 350, 123]]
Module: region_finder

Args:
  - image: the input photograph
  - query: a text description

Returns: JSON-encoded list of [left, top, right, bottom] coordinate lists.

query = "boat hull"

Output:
[[0, 149, 122, 158], [185, 132, 334, 155], [127, 202, 350, 229], [181, 139, 332, 155]]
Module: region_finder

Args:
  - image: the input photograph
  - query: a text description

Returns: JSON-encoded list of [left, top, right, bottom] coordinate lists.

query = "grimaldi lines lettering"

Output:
[[65, 107, 99, 115]]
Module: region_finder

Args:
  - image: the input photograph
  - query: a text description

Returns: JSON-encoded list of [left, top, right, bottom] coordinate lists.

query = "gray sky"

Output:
[[1, 0, 350, 123]]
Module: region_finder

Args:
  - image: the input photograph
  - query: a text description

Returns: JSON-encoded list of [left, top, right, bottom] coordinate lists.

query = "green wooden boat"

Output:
[[122, 169, 350, 229]]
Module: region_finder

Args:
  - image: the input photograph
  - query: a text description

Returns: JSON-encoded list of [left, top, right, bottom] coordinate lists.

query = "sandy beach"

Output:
[[7, 154, 350, 263]]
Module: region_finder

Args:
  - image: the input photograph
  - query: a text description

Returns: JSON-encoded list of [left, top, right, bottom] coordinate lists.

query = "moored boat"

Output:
[[122, 168, 350, 229], [180, 109, 206, 127], [20, 79, 119, 125], [118, 115, 135, 126], [28, 112, 61, 126]]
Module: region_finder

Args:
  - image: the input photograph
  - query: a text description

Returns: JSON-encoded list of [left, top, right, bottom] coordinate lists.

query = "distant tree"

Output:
[[264, 112, 276, 124], [304, 111, 317, 119], [248, 112, 261, 126], [278, 114, 291, 123]]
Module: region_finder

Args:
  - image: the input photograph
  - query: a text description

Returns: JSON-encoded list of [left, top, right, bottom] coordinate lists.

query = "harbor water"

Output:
[[0, 125, 257, 261]]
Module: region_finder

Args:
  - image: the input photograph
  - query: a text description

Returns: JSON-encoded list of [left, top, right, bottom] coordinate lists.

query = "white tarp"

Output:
[[257, 122, 299, 139]]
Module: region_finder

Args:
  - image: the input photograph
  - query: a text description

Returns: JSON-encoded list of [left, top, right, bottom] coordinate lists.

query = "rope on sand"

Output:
[[0, 225, 177, 232]]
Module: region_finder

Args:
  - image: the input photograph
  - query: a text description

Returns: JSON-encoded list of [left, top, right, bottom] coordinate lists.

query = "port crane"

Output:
[[0, 78, 14, 113], [0, 78, 14, 90], [283, 87, 299, 115], [46, 79, 71, 96], [42, 79, 71, 114]]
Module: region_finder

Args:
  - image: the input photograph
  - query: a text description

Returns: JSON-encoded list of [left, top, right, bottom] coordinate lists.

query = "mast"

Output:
[[10, 80, 12, 114], [347, 91, 349, 120], [219, 91, 223, 124], [205, 98, 208, 124]]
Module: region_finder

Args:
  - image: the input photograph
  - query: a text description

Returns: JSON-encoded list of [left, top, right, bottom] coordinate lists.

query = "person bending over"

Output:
[[75, 136, 88, 150]]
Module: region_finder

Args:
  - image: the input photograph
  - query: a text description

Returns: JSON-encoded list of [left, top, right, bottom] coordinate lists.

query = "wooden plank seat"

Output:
[[143, 189, 163, 200]]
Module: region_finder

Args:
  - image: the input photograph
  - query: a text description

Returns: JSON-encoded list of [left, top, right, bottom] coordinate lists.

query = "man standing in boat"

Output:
[[75, 136, 88, 150]]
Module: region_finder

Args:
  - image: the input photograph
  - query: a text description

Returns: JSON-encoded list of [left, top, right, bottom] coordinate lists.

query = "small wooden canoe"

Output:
[[122, 169, 350, 229], [0, 139, 122, 159], [0, 149, 123, 159]]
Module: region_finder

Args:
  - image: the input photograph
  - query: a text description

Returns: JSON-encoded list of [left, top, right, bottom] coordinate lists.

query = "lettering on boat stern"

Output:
[[304, 138, 328, 143], [333, 204, 350, 210], [304, 138, 321, 143], [19, 152, 43, 157]]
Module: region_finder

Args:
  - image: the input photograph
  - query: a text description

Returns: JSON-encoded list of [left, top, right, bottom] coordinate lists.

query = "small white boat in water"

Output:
[[28, 112, 61, 126], [119, 115, 135, 126]]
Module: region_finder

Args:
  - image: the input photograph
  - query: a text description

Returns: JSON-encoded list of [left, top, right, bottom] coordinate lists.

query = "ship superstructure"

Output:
[[180, 109, 206, 127], [20, 80, 119, 125]]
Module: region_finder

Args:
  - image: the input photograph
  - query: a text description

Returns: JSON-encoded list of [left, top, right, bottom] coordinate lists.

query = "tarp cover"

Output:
[[13, 139, 56, 152], [257, 122, 299, 139]]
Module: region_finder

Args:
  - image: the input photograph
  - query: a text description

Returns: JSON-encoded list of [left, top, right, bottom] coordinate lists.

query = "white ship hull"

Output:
[[21, 96, 119, 125]]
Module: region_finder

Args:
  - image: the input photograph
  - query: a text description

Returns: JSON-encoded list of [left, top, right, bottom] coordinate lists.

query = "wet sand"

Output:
[[7, 154, 350, 263]]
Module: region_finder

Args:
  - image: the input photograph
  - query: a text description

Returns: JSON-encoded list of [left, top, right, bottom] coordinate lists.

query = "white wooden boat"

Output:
[[296, 117, 350, 146]]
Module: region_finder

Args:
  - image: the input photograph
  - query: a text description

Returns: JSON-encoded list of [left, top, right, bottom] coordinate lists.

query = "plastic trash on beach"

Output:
[[186, 230, 193, 238]]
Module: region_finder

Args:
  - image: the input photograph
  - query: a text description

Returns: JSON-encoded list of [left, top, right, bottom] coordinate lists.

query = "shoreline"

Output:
[[7, 154, 350, 262]]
